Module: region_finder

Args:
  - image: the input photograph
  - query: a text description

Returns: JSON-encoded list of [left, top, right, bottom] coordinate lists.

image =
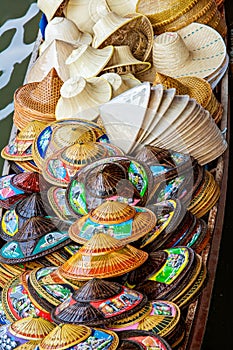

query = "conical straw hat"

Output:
[[107, 0, 138, 16], [37, 0, 67, 21], [14, 341, 41, 350], [66, 44, 114, 78], [9, 316, 55, 340], [58, 232, 148, 280], [64, 0, 111, 35], [26, 40, 75, 83], [39, 17, 92, 55], [55, 76, 112, 121], [10, 171, 41, 193], [92, 12, 154, 61], [13, 68, 63, 128], [152, 22, 226, 79], [103, 45, 151, 75], [39, 324, 91, 350]]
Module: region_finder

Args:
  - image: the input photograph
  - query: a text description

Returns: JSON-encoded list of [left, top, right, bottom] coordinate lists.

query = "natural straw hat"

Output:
[[152, 22, 226, 79], [37, 0, 68, 21], [39, 17, 92, 54], [107, 0, 138, 16], [101, 72, 141, 97], [92, 12, 154, 61], [66, 44, 114, 78], [103, 45, 151, 75]]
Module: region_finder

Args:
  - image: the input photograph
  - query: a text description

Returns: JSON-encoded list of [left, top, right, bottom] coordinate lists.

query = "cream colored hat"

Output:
[[101, 72, 141, 97], [39, 17, 92, 54], [26, 39, 75, 83], [92, 12, 154, 61], [64, 0, 111, 35], [37, 0, 67, 21], [55, 76, 112, 121], [66, 44, 114, 79], [103, 45, 151, 75], [107, 0, 138, 16], [152, 22, 226, 79]]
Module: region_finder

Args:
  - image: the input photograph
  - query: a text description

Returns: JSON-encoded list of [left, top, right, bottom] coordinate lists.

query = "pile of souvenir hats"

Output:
[[0, 0, 229, 348]]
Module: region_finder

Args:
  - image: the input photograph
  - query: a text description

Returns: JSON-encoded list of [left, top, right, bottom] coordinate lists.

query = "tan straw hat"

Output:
[[39, 17, 92, 54], [92, 12, 154, 61], [152, 22, 226, 79], [37, 0, 68, 21], [103, 45, 151, 75], [55, 76, 112, 121], [66, 44, 114, 78]]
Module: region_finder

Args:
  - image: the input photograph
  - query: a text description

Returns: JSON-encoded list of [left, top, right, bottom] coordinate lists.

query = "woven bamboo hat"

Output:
[[103, 45, 151, 75], [10, 172, 41, 193], [64, 0, 111, 35], [37, 0, 67, 21], [101, 72, 141, 97], [153, 72, 223, 120], [58, 232, 148, 280], [26, 40, 75, 83], [152, 22, 226, 79], [13, 68, 63, 130], [92, 12, 154, 61], [55, 76, 112, 121], [39, 17, 92, 54], [9, 316, 55, 340], [66, 44, 114, 78], [14, 340, 41, 350], [52, 278, 147, 326], [68, 200, 156, 245]]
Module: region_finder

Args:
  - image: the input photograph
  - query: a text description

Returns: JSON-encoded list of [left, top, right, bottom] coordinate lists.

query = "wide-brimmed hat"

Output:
[[92, 12, 154, 61], [26, 40, 75, 83], [107, 0, 138, 16], [55, 76, 112, 121], [103, 45, 151, 75], [39, 17, 92, 54], [152, 22, 226, 80], [37, 0, 68, 21], [101, 72, 141, 97], [64, 0, 111, 35], [66, 44, 114, 78]]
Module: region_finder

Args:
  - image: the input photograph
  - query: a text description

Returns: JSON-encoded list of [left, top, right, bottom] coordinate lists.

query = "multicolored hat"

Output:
[[58, 232, 148, 280], [10, 172, 41, 194], [65, 156, 153, 216], [52, 278, 148, 326], [47, 186, 75, 221], [0, 174, 25, 201], [39, 323, 119, 350], [68, 200, 156, 245]]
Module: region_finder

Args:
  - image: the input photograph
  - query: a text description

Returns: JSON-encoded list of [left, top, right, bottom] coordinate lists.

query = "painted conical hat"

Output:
[[69, 201, 157, 245], [39, 324, 91, 350], [9, 316, 55, 340], [10, 172, 41, 193], [14, 340, 41, 350], [15, 193, 47, 219], [58, 232, 148, 280], [52, 278, 147, 326]]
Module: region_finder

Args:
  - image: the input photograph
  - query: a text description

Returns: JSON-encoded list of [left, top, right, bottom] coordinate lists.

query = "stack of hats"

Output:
[[65, 155, 154, 216], [13, 68, 63, 130], [152, 22, 228, 89], [153, 72, 223, 124], [136, 0, 227, 37], [126, 246, 207, 309]]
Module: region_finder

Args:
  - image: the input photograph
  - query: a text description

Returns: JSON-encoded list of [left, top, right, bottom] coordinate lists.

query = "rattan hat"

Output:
[[58, 232, 148, 280], [37, 0, 67, 21], [39, 17, 92, 55], [69, 200, 156, 244], [64, 0, 111, 35], [153, 72, 223, 120], [152, 22, 226, 79], [66, 44, 114, 78], [13, 68, 63, 130], [102, 45, 151, 75], [55, 76, 112, 121], [92, 12, 153, 61], [52, 278, 148, 326], [26, 40, 75, 83]]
